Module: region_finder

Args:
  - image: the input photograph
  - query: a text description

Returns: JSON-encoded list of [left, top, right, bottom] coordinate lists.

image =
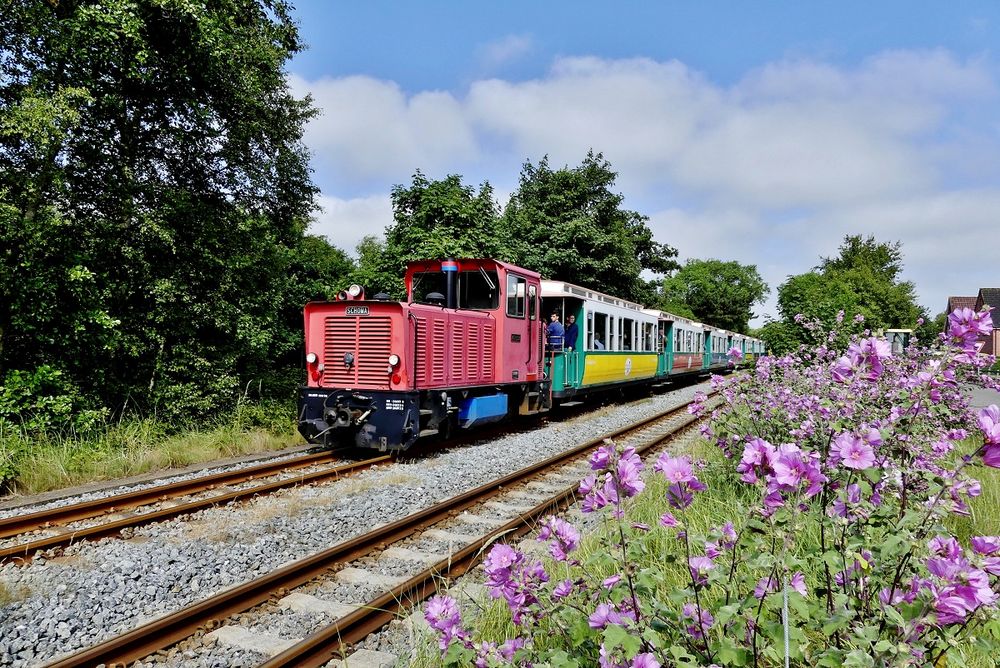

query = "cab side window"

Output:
[[506, 274, 526, 318]]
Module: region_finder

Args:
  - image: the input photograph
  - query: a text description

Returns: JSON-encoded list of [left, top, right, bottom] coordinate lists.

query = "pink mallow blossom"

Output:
[[537, 515, 580, 561], [835, 431, 877, 470], [977, 405, 1000, 468]]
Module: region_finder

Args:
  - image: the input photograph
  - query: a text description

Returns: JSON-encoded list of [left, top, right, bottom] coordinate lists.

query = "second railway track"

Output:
[[0, 450, 390, 564]]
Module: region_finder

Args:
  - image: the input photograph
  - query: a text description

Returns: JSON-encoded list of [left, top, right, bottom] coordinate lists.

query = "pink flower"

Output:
[[537, 516, 581, 562], [984, 445, 1000, 468], [655, 454, 695, 483], [971, 536, 1000, 556], [553, 579, 573, 599], [835, 432, 876, 469], [978, 405, 1000, 446], [424, 594, 461, 634], [790, 572, 807, 596], [659, 511, 678, 527], [631, 653, 661, 668], [754, 576, 777, 599], [589, 602, 624, 629]]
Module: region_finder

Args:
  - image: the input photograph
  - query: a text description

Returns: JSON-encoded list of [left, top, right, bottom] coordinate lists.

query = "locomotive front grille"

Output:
[[322, 315, 392, 389]]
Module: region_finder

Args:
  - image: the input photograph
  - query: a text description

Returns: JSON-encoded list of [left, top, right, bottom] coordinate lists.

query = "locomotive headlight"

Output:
[[388, 354, 400, 366], [306, 352, 318, 365], [347, 284, 363, 298]]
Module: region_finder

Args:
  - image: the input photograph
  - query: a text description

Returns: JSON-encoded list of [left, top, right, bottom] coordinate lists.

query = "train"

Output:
[[297, 258, 764, 451]]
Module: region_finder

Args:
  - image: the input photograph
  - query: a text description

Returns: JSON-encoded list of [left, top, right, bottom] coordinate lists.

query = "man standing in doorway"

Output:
[[547, 312, 564, 351], [564, 314, 579, 351]]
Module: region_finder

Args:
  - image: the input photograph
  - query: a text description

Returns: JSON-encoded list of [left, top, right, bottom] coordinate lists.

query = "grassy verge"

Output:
[[0, 400, 303, 496]]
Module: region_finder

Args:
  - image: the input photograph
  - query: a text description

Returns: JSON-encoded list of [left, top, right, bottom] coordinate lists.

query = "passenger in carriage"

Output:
[[593, 334, 605, 350], [546, 312, 564, 351], [564, 314, 579, 351]]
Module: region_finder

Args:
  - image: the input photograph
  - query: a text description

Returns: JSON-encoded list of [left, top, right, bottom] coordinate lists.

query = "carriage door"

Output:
[[505, 272, 530, 382]]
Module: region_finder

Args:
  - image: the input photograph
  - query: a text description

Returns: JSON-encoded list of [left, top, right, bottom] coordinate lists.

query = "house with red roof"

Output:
[[974, 289, 1000, 357], [945, 293, 1000, 356]]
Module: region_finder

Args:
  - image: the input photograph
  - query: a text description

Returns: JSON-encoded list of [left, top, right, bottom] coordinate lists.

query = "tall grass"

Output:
[[0, 400, 302, 496]]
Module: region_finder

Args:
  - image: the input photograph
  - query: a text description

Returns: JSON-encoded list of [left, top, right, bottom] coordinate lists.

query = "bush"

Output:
[[0, 365, 106, 436], [423, 308, 1000, 667]]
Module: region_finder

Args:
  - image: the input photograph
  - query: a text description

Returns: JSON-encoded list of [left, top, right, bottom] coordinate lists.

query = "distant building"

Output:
[[946, 296, 977, 313], [975, 289, 1000, 357], [949, 291, 1000, 356]]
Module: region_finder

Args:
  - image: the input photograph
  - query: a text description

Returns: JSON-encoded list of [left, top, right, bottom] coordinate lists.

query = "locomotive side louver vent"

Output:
[[323, 315, 391, 389], [483, 322, 495, 379], [431, 320, 446, 383], [451, 321, 465, 380]]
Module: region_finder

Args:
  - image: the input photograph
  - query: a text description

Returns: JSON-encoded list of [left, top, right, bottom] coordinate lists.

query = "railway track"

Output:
[[44, 394, 715, 668], [0, 450, 390, 564]]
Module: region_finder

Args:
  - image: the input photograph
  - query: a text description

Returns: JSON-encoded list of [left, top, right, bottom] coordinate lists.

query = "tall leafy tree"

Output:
[[354, 171, 504, 297], [658, 259, 769, 333], [762, 235, 923, 354], [1, 0, 318, 421], [501, 151, 679, 303]]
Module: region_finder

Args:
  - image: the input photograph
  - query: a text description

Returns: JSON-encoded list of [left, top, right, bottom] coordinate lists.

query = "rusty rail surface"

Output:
[[44, 397, 709, 668], [2, 455, 390, 565]]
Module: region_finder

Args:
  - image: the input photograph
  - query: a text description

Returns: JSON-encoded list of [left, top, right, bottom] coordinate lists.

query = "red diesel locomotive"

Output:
[[298, 258, 551, 450]]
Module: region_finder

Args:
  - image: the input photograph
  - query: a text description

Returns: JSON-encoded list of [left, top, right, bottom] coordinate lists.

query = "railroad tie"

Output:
[[327, 649, 398, 667], [422, 528, 480, 544], [277, 592, 358, 618], [204, 625, 300, 657], [335, 566, 410, 587], [380, 546, 441, 564], [452, 512, 506, 527]]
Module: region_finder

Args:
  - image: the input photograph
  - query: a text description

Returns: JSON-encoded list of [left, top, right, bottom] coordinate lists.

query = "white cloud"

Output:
[[477, 34, 533, 70], [289, 74, 479, 182], [309, 194, 393, 255]]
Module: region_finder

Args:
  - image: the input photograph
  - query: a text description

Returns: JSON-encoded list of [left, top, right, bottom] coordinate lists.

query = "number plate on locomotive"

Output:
[[345, 306, 369, 315]]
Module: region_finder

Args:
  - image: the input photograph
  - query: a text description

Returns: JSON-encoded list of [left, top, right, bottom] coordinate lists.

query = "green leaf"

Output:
[[603, 624, 640, 655], [843, 649, 875, 668]]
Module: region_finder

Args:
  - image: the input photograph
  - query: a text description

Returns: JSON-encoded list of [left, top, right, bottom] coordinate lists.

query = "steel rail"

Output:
[[0, 450, 340, 540], [2, 456, 390, 565], [261, 407, 710, 667], [43, 399, 704, 668]]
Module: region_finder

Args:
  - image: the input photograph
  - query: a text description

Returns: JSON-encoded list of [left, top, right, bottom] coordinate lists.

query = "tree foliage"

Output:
[[352, 171, 504, 298], [501, 151, 679, 303], [658, 259, 769, 333], [0, 0, 345, 424], [761, 235, 923, 354]]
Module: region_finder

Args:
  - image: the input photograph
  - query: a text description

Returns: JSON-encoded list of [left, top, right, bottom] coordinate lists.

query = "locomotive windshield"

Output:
[[411, 269, 500, 309]]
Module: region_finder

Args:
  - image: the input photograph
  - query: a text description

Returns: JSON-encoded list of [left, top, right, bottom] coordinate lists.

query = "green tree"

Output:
[[1, 0, 317, 421], [354, 171, 504, 298], [501, 151, 679, 303], [770, 235, 923, 352], [658, 259, 769, 333]]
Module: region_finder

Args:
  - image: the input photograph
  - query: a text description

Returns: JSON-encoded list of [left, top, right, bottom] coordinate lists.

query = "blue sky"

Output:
[[287, 2, 1000, 323]]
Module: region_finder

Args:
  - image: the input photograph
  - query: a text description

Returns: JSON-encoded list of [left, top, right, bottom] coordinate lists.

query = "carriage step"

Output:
[[419, 409, 433, 416], [418, 428, 439, 438], [560, 401, 583, 407]]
